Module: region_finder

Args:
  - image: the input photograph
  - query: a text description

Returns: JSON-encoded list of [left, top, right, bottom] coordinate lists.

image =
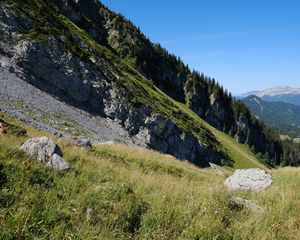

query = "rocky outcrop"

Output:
[[20, 137, 70, 170], [224, 168, 273, 191], [131, 114, 211, 165]]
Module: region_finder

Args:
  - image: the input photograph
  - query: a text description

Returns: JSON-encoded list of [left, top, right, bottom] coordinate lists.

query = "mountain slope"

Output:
[[243, 95, 300, 138], [242, 86, 300, 106], [0, 0, 225, 166], [0, 0, 284, 167], [0, 112, 299, 239]]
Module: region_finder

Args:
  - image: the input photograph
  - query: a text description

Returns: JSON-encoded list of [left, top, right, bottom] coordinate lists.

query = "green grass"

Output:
[[174, 103, 266, 169], [206, 126, 267, 169], [0, 116, 299, 239]]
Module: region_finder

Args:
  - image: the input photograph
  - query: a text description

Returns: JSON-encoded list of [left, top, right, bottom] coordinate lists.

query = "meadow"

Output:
[[0, 114, 299, 239]]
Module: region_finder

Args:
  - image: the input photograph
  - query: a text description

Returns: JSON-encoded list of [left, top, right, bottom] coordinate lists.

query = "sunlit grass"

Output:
[[0, 115, 299, 239]]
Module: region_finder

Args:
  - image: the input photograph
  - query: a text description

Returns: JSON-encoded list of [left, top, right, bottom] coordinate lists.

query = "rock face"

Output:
[[131, 114, 215, 165], [224, 168, 273, 191], [20, 137, 70, 170]]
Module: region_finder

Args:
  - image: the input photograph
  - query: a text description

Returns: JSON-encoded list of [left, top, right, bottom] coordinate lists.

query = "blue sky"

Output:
[[101, 0, 300, 94]]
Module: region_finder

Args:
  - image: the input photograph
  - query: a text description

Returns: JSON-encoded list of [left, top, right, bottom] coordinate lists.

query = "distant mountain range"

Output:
[[242, 95, 300, 138], [241, 86, 300, 106]]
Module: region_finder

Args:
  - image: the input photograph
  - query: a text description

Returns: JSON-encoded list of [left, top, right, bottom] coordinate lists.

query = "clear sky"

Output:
[[101, 0, 300, 94]]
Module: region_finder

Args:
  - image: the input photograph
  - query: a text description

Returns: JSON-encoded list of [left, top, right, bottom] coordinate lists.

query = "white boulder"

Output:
[[225, 168, 273, 191]]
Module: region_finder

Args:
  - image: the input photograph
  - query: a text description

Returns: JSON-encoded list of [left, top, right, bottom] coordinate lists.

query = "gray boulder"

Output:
[[20, 137, 69, 170], [225, 168, 273, 191], [20, 136, 62, 163]]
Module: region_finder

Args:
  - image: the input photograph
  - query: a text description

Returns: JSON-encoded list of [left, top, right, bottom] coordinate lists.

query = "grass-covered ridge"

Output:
[[0, 114, 300, 239]]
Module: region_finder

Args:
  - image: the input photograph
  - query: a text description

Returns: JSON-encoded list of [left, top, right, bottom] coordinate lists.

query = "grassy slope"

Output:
[[0, 114, 299, 239], [176, 103, 267, 169]]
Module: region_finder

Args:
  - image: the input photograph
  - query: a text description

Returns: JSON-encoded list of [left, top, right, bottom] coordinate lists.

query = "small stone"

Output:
[[0, 121, 7, 136], [95, 140, 115, 145], [54, 132, 64, 138], [230, 197, 264, 213], [86, 207, 93, 221], [46, 154, 70, 171], [209, 162, 226, 177], [20, 137, 70, 171], [18, 207, 26, 213], [73, 136, 92, 148]]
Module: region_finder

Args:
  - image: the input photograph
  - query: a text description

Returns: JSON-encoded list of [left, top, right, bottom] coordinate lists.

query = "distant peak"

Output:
[[257, 86, 300, 97], [242, 86, 300, 98]]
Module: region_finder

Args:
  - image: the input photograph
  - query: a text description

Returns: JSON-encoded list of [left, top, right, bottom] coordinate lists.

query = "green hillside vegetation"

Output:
[[243, 95, 300, 138], [175, 104, 267, 169], [1, 114, 300, 239], [242, 96, 300, 166]]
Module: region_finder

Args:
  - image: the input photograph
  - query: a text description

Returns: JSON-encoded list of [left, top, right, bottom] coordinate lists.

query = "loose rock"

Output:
[[0, 122, 7, 136], [73, 136, 92, 148], [46, 153, 70, 171], [94, 140, 115, 145], [230, 197, 264, 213], [20, 137, 69, 170], [20, 137, 62, 163], [209, 162, 226, 177], [225, 168, 273, 191], [86, 208, 93, 221]]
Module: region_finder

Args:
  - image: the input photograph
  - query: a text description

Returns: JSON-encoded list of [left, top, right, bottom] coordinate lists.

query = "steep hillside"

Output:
[[83, 0, 284, 164], [0, 0, 284, 166], [243, 95, 300, 138], [0, 112, 299, 239], [0, 0, 226, 166]]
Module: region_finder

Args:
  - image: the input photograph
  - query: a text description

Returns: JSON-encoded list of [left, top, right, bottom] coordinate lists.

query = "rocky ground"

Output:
[[0, 67, 133, 144]]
